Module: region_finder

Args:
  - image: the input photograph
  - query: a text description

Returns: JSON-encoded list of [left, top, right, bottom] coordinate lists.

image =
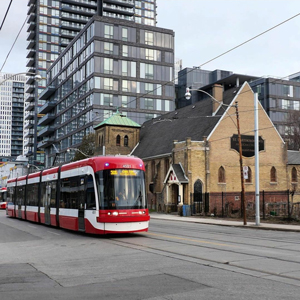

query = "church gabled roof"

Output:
[[164, 163, 189, 184], [94, 110, 141, 129], [132, 86, 242, 159]]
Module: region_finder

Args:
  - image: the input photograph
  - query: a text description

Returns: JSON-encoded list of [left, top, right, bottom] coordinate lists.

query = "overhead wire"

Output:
[[0, 14, 28, 72], [0, 0, 13, 31], [0, 5, 299, 130], [103, 11, 300, 122]]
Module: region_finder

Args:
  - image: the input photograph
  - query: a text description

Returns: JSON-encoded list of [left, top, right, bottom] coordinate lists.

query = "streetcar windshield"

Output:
[[96, 169, 147, 210], [0, 191, 7, 202]]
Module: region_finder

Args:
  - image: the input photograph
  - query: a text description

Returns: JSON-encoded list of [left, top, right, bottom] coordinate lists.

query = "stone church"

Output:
[[94, 83, 300, 217]]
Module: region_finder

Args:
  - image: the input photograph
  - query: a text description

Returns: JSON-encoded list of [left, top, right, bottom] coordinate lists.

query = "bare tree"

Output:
[[72, 133, 95, 161], [284, 110, 300, 150]]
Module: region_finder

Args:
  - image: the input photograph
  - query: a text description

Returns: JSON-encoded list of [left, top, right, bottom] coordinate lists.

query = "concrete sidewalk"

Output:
[[150, 212, 300, 232]]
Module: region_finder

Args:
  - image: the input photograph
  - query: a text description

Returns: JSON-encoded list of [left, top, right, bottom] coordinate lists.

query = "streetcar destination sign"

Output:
[[230, 134, 264, 157]]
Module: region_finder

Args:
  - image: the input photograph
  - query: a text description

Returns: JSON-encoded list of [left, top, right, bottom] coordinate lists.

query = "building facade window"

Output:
[[104, 42, 113, 54], [116, 135, 120, 146], [292, 167, 298, 183], [104, 58, 113, 74], [124, 135, 128, 147], [122, 27, 128, 41], [194, 179, 203, 202], [270, 166, 277, 182], [104, 24, 113, 39], [218, 166, 225, 183], [145, 31, 154, 45], [245, 167, 252, 183]]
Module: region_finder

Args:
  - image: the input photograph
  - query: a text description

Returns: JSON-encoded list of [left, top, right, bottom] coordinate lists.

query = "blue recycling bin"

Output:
[[182, 205, 191, 217]]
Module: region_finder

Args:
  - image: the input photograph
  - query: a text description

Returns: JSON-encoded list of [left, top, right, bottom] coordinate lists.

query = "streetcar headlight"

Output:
[[139, 211, 143, 215], [108, 212, 111, 215], [112, 212, 118, 216]]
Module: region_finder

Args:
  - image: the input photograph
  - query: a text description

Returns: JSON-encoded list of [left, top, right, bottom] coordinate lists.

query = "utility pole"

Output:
[[254, 93, 260, 226], [235, 102, 247, 225]]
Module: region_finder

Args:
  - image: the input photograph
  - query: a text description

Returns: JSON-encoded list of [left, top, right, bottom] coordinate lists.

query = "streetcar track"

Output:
[[146, 232, 300, 265], [150, 223, 300, 249], [149, 228, 300, 255], [107, 234, 300, 286]]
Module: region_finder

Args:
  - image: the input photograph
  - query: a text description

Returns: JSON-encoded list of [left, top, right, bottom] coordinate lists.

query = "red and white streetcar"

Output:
[[6, 156, 150, 234], [0, 187, 7, 209]]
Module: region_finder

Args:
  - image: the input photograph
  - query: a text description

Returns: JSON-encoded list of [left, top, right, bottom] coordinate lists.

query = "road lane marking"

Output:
[[47, 231, 60, 236], [28, 225, 37, 229]]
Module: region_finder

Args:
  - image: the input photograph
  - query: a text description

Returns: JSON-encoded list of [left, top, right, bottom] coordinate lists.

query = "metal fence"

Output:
[[192, 190, 299, 220]]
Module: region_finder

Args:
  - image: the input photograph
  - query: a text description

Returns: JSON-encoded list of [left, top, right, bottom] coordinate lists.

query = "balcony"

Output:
[[25, 112, 35, 120], [39, 101, 57, 114], [27, 30, 35, 40], [38, 125, 55, 138], [26, 75, 36, 85], [27, 4, 35, 15], [37, 137, 55, 149], [25, 103, 35, 111], [61, 0, 97, 9], [39, 85, 56, 100], [61, 4, 95, 17], [24, 149, 33, 157], [26, 84, 35, 93], [103, 4, 134, 16], [24, 138, 34, 147], [60, 21, 83, 31], [27, 66, 36, 74], [37, 113, 55, 126], [25, 93, 35, 103], [24, 129, 35, 138], [27, 21, 36, 32], [25, 122, 34, 129], [26, 58, 35, 67], [26, 48, 36, 59], [27, 39, 35, 49], [105, 0, 134, 8], [28, 12, 36, 23]]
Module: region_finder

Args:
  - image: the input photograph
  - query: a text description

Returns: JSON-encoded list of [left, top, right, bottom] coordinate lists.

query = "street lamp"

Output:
[[185, 87, 247, 226], [27, 164, 41, 170], [0, 72, 41, 86], [67, 147, 90, 158]]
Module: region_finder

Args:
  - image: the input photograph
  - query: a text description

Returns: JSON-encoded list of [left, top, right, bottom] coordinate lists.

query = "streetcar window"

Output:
[[60, 176, 88, 209], [16, 186, 26, 206], [7, 187, 15, 204], [86, 175, 96, 210], [96, 169, 147, 210], [50, 181, 57, 208], [26, 183, 39, 206], [40, 181, 57, 208]]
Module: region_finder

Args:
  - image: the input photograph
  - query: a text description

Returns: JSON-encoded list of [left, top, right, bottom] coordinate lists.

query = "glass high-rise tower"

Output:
[[0, 73, 26, 159], [25, 0, 157, 165]]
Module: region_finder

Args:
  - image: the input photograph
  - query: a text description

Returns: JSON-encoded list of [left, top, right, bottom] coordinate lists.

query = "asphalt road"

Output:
[[1, 210, 300, 299]]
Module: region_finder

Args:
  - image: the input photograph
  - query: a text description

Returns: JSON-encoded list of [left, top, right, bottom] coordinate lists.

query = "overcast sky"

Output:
[[0, 0, 299, 79]]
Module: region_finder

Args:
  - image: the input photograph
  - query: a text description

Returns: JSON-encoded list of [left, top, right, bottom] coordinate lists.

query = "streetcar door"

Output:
[[17, 186, 23, 219], [78, 177, 85, 231], [44, 185, 51, 225], [17, 198, 22, 219]]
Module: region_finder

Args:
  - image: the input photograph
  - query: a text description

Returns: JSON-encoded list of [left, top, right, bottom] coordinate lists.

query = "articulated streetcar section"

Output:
[[6, 156, 150, 234]]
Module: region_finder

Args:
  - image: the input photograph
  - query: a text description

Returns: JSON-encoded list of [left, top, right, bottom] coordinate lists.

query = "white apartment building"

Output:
[[0, 73, 26, 159]]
